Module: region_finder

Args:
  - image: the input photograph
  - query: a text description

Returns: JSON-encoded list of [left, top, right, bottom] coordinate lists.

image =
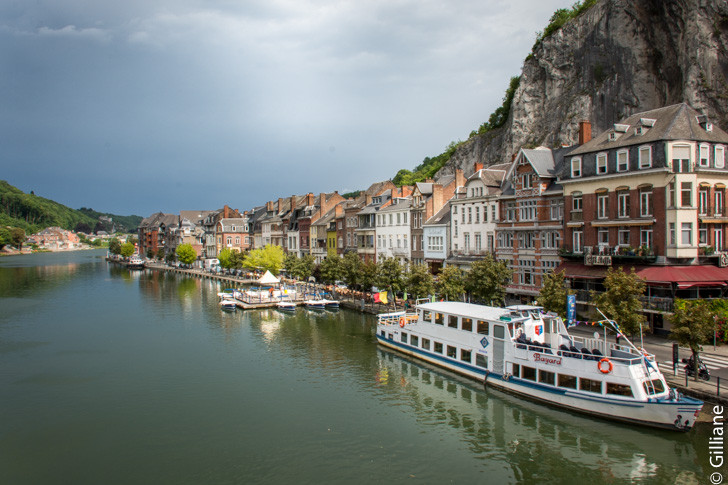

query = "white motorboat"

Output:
[[376, 301, 703, 431], [276, 301, 297, 312]]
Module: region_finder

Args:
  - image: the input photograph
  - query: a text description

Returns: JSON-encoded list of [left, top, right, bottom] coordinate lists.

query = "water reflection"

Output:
[[375, 348, 706, 483]]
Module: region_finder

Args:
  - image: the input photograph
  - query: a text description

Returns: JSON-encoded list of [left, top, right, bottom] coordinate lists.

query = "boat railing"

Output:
[[549, 334, 655, 366], [378, 311, 418, 326]]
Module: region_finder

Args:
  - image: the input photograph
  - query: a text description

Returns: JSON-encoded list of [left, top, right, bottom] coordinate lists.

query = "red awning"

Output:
[[554, 262, 728, 288]]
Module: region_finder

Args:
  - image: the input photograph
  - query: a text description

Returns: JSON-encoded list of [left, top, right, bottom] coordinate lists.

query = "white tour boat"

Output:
[[126, 255, 145, 269], [376, 301, 704, 431]]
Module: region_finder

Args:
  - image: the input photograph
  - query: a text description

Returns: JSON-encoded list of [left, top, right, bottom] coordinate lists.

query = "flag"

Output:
[[403, 291, 408, 300], [374, 291, 388, 304], [566, 294, 576, 324]]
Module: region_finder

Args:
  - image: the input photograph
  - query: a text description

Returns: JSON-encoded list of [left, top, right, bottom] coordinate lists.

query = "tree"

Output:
[[341, 252, 362, 289], [377, 258, 404, 295], [465, 255, 512, 306], [319, 255, 343, 284], [360, 260, 379, 292], [242, 245, 285, 275], [10, 228, 25, 250], [670, 299, 717, 381], [120, 242, 135, 258], [176, 243, 197, 265], [538, 270, 572, 318], [218, 248, 234, 269], [406, 263, 434, 299], [0, 227, 10, 249], [74, 222, 92, 234], [108, 238, 122, 255], [436, 265, 465, 301], [284, 253, 315, 280], [591, 267, 646, 336], [165, 251, 177, 264]]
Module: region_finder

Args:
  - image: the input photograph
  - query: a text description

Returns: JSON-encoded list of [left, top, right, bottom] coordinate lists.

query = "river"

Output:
[[0, 250, 717, 484]]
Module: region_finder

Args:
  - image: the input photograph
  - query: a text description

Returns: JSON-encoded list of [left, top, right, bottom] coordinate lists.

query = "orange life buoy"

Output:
[[598, 358, 613, 374], [399, 317, 406, 327]]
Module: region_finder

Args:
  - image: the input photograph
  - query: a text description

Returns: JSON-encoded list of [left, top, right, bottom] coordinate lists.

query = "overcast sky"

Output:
[[2, 0, 568, 216]]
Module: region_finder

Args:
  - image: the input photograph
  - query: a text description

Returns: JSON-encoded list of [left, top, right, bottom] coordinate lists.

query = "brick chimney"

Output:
[[455, 169, 465, 189], [474, 162, 484, 172], [223, 205, 231, 218], [400, 186, 413, 197], [306, 193, 314, 206], [277, 198, 284, 213], [291, 195, 297, 210], [266, 200, 274, 212], [429, 184, 444, 219], [335, 202, 344, 218], [365, 194, 373, 205], [579, 120, 592, 145]]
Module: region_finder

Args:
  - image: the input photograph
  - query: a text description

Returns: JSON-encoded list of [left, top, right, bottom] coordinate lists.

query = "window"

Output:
[[617, 191, 630, 218], [640, 189, 652, 216], [716, 146, 726, 168], [492, 205, 497, 221], [421, 338, 430, 351], [672, 145, 691, 173], [505, 202, 517, 221], [639, 146, 652, 168], [716, 190, 725, 216], [699, 224, 708, 245], [598, 228, 609, 247], [520, 260, 535, 285], [521, 366, 537, 381], [432, 342, 444, 354], [579, 377, 602, 393], [475, 233, 482, 251], [435, 313, 444, 325], [512, 363, 520, 377], [474, 206, 480, 224], [543, 231, 559, 248], [669, 223, 676, 246], [618, 227, 630, 246], [464, 233, 470, 250], [596, 153, 608, 174], [699, 144, 710, 167], [522, 173, 532, 189], [572, 194, 582, 211], [606, 383, 633, 397], [475, 354, 488, 369], [643, 379, 665, 395], [519, 200, 537, 221], [477, 320, 489, 335], [410, 336, 418, 348], [716, 227, 724, 251], [617, 150, 629, 171], [467, 207, 472, 224], [518, 232, 535, 249], [460, 349, 472, 363], [401, 333, 408, 344], [681, 182, 693, 207], [699, 187, 709, 215], [573, 230, 583, 253], [448, 315, 458, 328], [549, 200, 563, 220], [571, 157, 582, 177], [558, 374, 577, 389], [597, 194, 608, 219], [668, 182, 676, 207], [681, 222, 692, 245], [447, 345, 457, 359], [539, 369, 556, 385], [640, 229, 652, 248]]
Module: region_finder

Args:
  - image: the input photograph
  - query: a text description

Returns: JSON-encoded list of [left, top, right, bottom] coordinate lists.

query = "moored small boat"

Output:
[[276, 301, 297, 312], [126, 255, 145, 269]]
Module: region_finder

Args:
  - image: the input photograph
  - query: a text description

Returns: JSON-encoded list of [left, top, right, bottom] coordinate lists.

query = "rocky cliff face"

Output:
[[438, 0, 728, 179]]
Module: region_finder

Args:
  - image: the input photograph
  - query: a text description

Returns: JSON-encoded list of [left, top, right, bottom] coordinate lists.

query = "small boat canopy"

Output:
[[258, 271, 280, 285]]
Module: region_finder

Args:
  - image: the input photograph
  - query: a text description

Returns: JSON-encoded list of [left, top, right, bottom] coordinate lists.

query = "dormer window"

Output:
[[699, 144, 710, 167], [639, 118, 656, 127], [609, 132, 618, 142], [596, 153, 608, 174]]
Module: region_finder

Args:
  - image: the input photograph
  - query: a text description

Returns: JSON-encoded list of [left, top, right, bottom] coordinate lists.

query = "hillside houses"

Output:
[[139, 103, 728, 330]]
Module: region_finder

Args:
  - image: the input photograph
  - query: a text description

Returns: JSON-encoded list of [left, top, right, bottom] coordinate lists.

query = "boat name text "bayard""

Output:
[[533, 353, 562, 365]]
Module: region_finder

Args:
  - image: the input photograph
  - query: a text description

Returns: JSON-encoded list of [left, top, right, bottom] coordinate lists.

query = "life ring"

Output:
[[399, 317, 406, 328], [598, 358, 613, 374]]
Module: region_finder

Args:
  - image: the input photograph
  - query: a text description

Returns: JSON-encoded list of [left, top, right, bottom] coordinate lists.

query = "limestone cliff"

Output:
[[438, 0, 728, 179]]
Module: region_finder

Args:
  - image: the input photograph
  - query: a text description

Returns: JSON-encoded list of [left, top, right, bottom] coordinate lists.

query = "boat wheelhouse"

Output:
[[376, 301, 703, 431]]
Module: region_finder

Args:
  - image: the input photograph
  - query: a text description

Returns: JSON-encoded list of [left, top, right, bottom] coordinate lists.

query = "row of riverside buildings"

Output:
[[139, 104, 728, 333]]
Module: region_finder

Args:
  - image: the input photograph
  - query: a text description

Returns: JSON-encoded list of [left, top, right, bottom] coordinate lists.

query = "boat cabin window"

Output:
[[448, 315, 458, 328], [477, 320, 489, 335], [506, 322, 515, 337], [435, 313, 444, 325], [511, 363, 520, 377], [380, 330, 386, 337], [579, 377, 602, 394], [521, 366, 537, 381], [421, 338, 430, 351], [388, 333, 394, 340], [434, 342, 443, 354], [539, 370, 555, 386], [606, 382, 633, 397], [460, 349, 472, 363], [493, 325, 505, 339], [411, 335, 419, 347], [462, 318, 473, 332], [400, 333, 408, 344], [475, 354, 488, 369], [643, 379, 665, 395], [558, 374, 577, 389], [447, 345, 457, 358], [422, 310, 432, 322]]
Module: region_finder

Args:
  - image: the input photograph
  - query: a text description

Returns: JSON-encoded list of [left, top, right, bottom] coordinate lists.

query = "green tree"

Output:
[[176, 243, 197, 265], [591, 267, 646, 336], [10, 227, 25, 250], [165, 251, 177, 264], [284, 253, 315, 280], [120, 242, 135, 258], [377, 258, 404, 295], [670, 299, 717, 381], [341, 252, 362, 289], [229, 249, 245, 269], [538, 270, 573, 318], [465, 255, 512, 306], [242, 245, 285, 275], [108, 237, 122, 255], [406, 263, 434, 299], [319, 255, 343, 284], [360, 260, 379, 292], [436, 265, 466, 301], [0, 227, 10, 249], [218, 248, 234, 269]]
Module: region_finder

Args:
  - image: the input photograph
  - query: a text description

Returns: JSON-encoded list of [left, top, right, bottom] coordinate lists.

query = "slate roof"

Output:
[[424, 201, 451, 226]]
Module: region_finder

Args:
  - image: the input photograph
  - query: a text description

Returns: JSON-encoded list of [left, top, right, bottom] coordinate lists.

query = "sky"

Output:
[[2, 0, 568, 216]]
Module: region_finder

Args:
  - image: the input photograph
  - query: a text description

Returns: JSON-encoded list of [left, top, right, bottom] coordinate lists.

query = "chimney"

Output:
[[223, 205, 231, 218], [365, 194, 373, 205], [319, 193, 327, 218], [455, 169, 465, 189], [335, 203, 344, 218], [306, 193, 314, 206], [266, 200, 274, 212], [474, 162, 484, 172], [291, 195, 297, 210], [430, 184, 444, 219], [579, 120, 592, 145], [277, 198, 284, 213]]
